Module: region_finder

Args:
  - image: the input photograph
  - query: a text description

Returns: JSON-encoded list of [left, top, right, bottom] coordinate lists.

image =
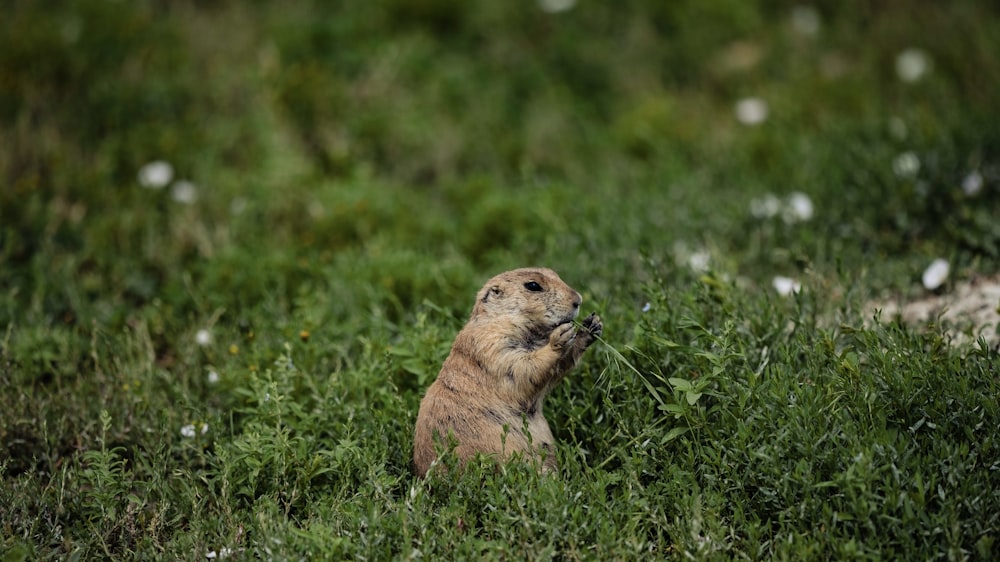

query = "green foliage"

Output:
[[3, 0, 1000, 559], [622, 274, 1000, 558]]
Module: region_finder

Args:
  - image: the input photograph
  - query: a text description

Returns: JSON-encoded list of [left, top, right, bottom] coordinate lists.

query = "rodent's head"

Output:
[[471, 268, 582, 330]]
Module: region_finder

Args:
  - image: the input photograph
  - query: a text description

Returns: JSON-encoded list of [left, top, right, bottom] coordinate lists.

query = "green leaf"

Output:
[[659, 403, 685, 416], [661, 426, 689, 443], [3, 543, 31, 562], [668, 377, 694, 392]]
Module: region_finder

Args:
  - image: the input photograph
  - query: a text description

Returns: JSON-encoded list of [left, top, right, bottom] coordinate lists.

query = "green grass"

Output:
[[2, 0, 1000, 559]]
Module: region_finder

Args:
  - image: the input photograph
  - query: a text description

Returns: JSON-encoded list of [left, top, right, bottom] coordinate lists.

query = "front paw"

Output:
[[549, 322, 576, 351], [580, 312, 603, 343]]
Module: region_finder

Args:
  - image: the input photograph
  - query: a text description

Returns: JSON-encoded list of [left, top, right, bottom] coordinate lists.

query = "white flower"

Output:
[[688, 251, 711, 273], [772, 276, 801, 296], [921, 258, 949, 290], [962, 171, 983, 197], [735, 97, 769, 126], [752, 192, 815, 223], [641, 302, 651, 313], [750, 193, 782, 219], [171, 180, 198, 204], [207, 370, 220, 384], [195, 329, 212, 346], [537, 0, 576, 13], [672, 241, 711, 273], [181, 423, 208, 438], [790, 5, 820, 36], [206, 547, 234, 559], [138, 160, 173, 189], [783, 192, 814, 223], [896, 48, 931, 83], [893, 151, 920, 179]]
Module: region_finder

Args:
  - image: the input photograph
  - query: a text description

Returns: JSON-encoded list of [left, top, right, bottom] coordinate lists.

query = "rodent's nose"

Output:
[[572, 293, 581, 309]]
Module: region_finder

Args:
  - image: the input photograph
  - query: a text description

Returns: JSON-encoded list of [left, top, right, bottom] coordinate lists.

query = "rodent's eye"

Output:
[[524, 281, 544, 292]]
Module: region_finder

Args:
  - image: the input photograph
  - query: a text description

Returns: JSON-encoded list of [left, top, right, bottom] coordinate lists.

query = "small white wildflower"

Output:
[[962, 171, 983, 197], [207, 370, 220, 384], [750, 193, 782, 219], [641, 302, 651, 313], [180, 424, 196, 438], [206, 547, 234, 559], [783, 192, 814, 223], [195, 329, 212, 346], [896, 48, 931, 83], [537, 0, 576, 13], [893, 151, 920, 179], [790, 5, 820, 36], [688, 251, 711, 273], [171, 180, 198, 204], [734, 97, 769, 126], [772, 276, 801, 296], [921, 258, 949, 291], [138, 160, 173, 189]]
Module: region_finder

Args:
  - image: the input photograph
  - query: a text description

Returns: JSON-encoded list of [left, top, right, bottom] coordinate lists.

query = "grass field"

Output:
[[2, 1, 1000, 559]]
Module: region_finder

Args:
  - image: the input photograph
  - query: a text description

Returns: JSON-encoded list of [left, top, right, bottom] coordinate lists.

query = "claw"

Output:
[[581, 312, 602, 336], [550, 322, 577, 350]]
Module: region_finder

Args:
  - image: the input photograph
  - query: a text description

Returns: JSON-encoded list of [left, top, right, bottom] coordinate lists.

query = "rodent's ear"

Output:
[[482, 285, 502, 303]]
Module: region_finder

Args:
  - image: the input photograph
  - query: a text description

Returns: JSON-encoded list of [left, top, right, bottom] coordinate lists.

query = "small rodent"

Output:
[[413, 267, 603, 478]]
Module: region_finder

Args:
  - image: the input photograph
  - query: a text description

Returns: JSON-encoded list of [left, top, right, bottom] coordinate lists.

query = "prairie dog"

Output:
[[413, 267, 602, 478]]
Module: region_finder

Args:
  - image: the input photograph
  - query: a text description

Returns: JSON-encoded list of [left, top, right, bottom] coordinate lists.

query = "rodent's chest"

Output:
[[503, 324, 551, 351]]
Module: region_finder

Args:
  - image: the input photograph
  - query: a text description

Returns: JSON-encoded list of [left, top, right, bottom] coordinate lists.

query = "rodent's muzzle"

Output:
[[545, 290, 582, 329], [553, 305, 581, 328]]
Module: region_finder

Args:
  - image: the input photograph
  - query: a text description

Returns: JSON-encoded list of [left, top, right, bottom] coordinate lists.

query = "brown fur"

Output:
[[413, 267, 603, 478]]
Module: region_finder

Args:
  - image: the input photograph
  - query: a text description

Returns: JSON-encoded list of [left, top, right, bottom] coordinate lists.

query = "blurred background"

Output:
[[4, 1, 1000, 315], [4, 0, 1000, 368]]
